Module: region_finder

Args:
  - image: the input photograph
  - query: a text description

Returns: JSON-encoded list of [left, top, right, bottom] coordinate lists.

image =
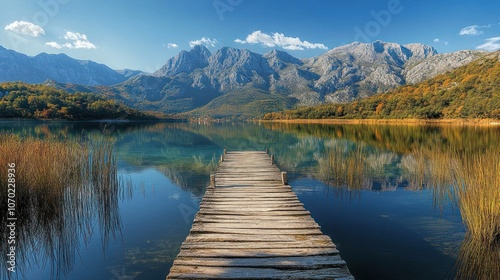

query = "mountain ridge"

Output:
[[0, 46, 142, 86], [0, 42, 490, 118], [263, 51, 500, 120]]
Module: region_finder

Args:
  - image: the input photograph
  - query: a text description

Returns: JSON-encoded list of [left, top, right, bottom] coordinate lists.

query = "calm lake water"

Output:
[[1, 121, 499, 280]]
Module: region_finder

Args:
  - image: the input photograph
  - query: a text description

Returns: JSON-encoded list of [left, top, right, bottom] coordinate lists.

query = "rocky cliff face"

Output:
[[302, 41, 438, 103], [404, 50, 487, 84], [0, 46, 140, 86], [154, 45, 211, 77]]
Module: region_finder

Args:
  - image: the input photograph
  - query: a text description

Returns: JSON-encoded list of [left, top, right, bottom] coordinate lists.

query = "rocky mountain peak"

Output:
[[403, 43, 438, 61], [207, 47, 271, 74], [154, 45, 211, 77], [323, 41, 436, 67], [263, 49, 303, 71]]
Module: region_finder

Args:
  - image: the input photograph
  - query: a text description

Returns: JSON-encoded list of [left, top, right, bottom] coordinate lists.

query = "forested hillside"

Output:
[[264, 52, 500, 120], [0, 82, 164, 120]]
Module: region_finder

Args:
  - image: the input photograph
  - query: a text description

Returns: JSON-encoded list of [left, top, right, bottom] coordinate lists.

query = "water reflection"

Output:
[[314, 136, 500, 279], [0, 135, 125, 280], [455, 236, 500, 280], [0, 121, 499, 279]]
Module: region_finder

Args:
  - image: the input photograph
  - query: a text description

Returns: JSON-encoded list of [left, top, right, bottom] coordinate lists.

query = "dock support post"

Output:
[[210, 174, 216, 188], [271, 155, 275, 164], [265, 148, 269, 154], [223, 149, 227, 155], [281, 172, 288, 185], [220, 154, 224, 163]]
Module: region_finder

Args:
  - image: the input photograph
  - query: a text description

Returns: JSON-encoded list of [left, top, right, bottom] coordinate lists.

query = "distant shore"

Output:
[[259, 118, 500, 126]]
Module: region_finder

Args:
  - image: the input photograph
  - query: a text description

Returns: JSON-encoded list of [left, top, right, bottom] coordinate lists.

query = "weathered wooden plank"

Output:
[[200, 202, 305, 212], [216, 175, 282, 178], [196, 211, 312, 217], [211, 187, 286, 190], [201, 195, 297, 200], [190, 226, 323, 235], [182, 242, 333, 249], [199, 204, 304, 209], [201, 198, 302, 203], [202, 192, 297, 198], [191, 221, 320, 230], [204, 187, 293, 192], [194, 215, 315, 222], [184, 233, 334, 243], [194, 217, 314, 223], [216, 170, 280, 174], [168, 266, 354, 279], [177, 247, 338, 258], [172, 255, 345, 268], [180, 240, 334, 249], [202, 197, 300, 202], [199, 203, 305, 209]]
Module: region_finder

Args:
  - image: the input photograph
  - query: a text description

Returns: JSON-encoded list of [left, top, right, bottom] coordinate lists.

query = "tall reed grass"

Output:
[[401, 146, 500, 245], [449, 148, 500, 245], [319, 142, 499, 246], [0, 133, 121, 279], [320, 143, 499, 278]]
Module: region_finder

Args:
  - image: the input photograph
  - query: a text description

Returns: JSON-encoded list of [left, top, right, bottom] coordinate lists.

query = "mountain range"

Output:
[[0, 46, 142, 86], [263, 51, 500, 120], [0, 42, 489, 117]]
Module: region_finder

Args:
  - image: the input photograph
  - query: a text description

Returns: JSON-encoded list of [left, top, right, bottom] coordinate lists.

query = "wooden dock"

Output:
[[167, 151, 353, 279]]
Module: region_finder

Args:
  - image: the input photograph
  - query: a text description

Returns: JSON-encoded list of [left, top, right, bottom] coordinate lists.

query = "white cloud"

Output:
[[459, 24, 492, 36], [189, 37, 218, 48], [45, 31, 97, 50], [477, 37, 500, 51], [45, 42, 62, 49], [235, 30, 328, 51], [63, 31, 97, 49], [4, 21, 45, 37], [166, 43, 178, 48], [433, 38, 448, 45]]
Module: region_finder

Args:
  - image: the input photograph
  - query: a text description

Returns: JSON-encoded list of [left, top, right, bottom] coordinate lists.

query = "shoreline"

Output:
[[259, 118, 500, 126]]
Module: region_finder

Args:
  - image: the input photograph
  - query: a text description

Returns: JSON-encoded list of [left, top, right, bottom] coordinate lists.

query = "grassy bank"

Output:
[[260, 118, 500, 126]]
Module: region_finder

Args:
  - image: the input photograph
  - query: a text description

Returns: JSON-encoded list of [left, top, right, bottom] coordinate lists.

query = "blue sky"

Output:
[[1, 0, 499, 72]]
